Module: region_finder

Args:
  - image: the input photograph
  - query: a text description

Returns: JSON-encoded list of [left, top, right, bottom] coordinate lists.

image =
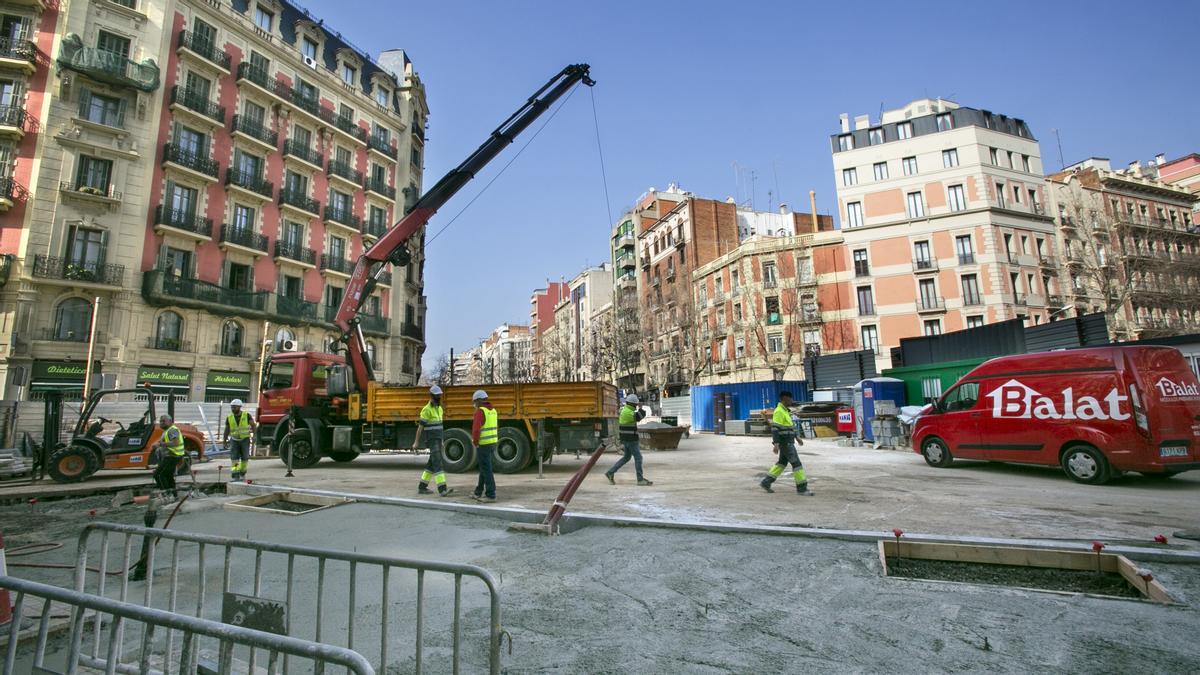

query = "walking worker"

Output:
[[223, 399, 256, 481], [759, 391, 812, 495], [153, 415, 186, 499], [470, 389, 498, 502], [412, 385, 453, 496], [605, 394, 653, 485]]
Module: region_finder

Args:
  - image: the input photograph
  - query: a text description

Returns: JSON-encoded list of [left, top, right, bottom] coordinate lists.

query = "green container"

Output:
[[883, 357, 987, 406]]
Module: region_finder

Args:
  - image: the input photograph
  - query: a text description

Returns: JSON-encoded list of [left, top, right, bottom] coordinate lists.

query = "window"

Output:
[[254, 6, 274, 31], [371, 123, 390, 145], [846, 201, 863, 228], [175, 125, 206, 156], [940, 382, 980, 412], [947, 184, 966, 212], [329, 189, 351, 214], [758, 262, 777, 289], [936, 113, 953, 131], [961, 274, 981, 305], [919, 279, 938, 308], [842, 167, 857, 186], [1010, 271, 1021, 298], [242, 100, 266, 127], [853, 249, 869, 277], [767, 332, 784, 353], [301, 37, 317, 60], [857, 286, 874, 315], [283, 220, 303, 248], [369, 205, 386, 228], [54, 298, 92, 341], [902, 156, 918, 176], [906, 192, 925, 218], [284, 170, 308, 195], [410, 147, 422, 167], [156, 312, 183, 350], [232, 204, 255, 232], [861, 325, 879, 353], [966, 315, 984, 329], [1022, 154, 1031, 173], [913, 241, 931, 267], [339, 103, 355, 126], [376, 87, 390, 108], [1006, 151, 1014, 169], [1012, 185, 1021, 204], [868, 128, 884, 145], [281, 274, 302, 299], [837, 134, 853, 151], [731, 269, 740, 292], [249, 50, 269, 77], [942, 148, 959, 168], [96, 31, 130, 58], [80, 90, 124, 127], [325, 284, 344, 309], [897, 122, 913, 139], [227, 262, 251, 291], [989, 147, 999, 165], [342, 64, 357, 85], [873, 162, 888, 181], [163, 247, 192, 278], [66, 225, 105, 270], [220, 321, 243, 356], [797, 257, 814, 283], [1020, 235, 1029, 254], [996, 182, 1006, 208], [363, 295, 380, 317], [192, 17, 216, 50], [764, 296, 780, 323], [296, 79, 317, 103], [733, 303, 742, 321], [921, 377, 943, 402], [956, 235, 974, 263], [76, 156, 112, 192], [328, 235, 346, 260], [923, 319, 942, 336], [235, 150, 262, 178], [185, 71, 211, 100], [1028, 189, 1038, 210]]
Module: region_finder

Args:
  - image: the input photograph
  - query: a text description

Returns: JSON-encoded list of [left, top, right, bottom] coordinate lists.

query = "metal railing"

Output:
[[912, 258, 937, 272], [0, 104, 26, 131], [60, 181, 121, 200], [236, 62, 288, 100], [320, 254, 352, 274], [368, 134, 397, 159], [402, 321, 423, 339], [274, 240, 316, 265], [155, 205, 214, 237], [177, 30, 231, 70], [0, 36, 35, 63], [170, 85, 225, 123], [162, 143, 220, 178], [144, 335, 193, 352], [283, 138, 323, 167], [957, 253, 976, 265], [279, 187, 321, 214], [2, 575, 375, 675], [917, 296, 946, 312], [335, 114, 368, 143], [32, 255, 125, 286], [364, 178, 395, 199], [231, 114, 278, 146], [362, 219, 387, 239], [328, 160, 364, 185], [225, 168, 274, 198], [360, 313, 388, 334], [324, 206, 363, 231], [219, 224, 269, 253]]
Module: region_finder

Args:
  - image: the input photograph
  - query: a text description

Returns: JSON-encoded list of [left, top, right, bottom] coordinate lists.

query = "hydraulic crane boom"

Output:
[[333, 64, 595, 392]]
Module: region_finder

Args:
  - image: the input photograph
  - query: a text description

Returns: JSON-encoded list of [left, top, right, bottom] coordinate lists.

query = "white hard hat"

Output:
[[231, 399, 244, 407], [472, 389, 488, 401], [625, 394, 639, 404], [429, 385, 443, 396]]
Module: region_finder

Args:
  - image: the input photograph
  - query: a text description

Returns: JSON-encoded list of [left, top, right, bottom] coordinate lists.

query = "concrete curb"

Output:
[[229, 482, 1200, 564]]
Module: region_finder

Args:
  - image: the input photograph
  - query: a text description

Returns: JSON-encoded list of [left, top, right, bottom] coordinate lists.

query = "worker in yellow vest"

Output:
[[412, 385, 454, 496], [470, 389, 498, 502], [604, 393, 653, 485], [759, 391, 812, 495], [153, 415, 187, 499], [223, 399, 256, 481]]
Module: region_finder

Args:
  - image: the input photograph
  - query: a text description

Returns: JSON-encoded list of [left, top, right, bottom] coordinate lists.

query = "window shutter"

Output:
[[98, 229, 109, 266], [116, 96, 128, 127], [157, 244, 167, 270]]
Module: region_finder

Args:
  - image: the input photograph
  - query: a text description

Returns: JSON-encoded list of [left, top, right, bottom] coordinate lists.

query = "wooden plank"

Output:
[[1116, 555, 1176, 604], [884, 540, 1119, 573]]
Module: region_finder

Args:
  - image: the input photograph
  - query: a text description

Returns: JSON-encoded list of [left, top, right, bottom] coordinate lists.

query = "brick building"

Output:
[[528, 280, 566, 380]]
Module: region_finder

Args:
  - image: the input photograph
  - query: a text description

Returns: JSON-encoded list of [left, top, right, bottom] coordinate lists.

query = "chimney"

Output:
[[1155, 153, 1166, 166], [778, 203, 790, 215], [838, 113, 849, 133], [809, 190, 818, 232], [1128, 160, 1140, 176], [854, 114, 870, 131]]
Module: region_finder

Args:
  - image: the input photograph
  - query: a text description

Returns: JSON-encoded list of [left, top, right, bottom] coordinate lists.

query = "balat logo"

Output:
[[985, 379, 1130, 421], [1154, 377, 1200, 399]]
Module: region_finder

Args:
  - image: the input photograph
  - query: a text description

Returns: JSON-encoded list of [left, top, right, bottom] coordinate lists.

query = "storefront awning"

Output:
[[30, 360, 98, 391], [205, 371, 250, 394]]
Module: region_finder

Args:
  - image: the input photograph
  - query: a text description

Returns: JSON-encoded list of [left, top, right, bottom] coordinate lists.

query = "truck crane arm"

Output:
[[332, 64, 594, 392]]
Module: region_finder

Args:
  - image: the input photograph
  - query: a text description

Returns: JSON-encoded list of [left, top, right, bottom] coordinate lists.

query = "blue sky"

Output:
[[299, 0, 1200, 370]]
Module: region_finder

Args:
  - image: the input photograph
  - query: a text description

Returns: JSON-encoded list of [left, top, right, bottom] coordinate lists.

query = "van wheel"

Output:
[[1061, 444, 1110, 485], [921, 437, 953, 468], [442, 429, 476, 473], [493, 428, 532, 474]]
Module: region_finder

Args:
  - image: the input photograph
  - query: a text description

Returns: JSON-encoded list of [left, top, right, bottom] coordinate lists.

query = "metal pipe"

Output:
[[415, 570, 423, 674], [82, 296, 100, 397]]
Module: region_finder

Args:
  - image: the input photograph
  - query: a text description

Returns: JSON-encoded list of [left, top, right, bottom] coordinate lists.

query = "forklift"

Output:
[[46, 383, 206, 483]]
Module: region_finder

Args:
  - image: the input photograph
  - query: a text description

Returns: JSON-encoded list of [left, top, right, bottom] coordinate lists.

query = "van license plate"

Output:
[[1160, 446, 1189, 458]]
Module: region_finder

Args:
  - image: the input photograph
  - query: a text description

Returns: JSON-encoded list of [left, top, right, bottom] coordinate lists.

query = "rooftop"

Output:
[[830, 99, 1035, 153]]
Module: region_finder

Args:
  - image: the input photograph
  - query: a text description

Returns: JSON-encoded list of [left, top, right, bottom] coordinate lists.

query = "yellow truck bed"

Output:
[[361, 381, 619, 427]]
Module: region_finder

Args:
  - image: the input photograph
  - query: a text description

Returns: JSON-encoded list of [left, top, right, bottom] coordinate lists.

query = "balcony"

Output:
[[59, 181, 121, 206], [854, 265, 870, 278], [31, 255, 124, 287], [367, 134, 397, 161], [640, 253, 651, 269], [334, 114, 368, 145], [142, 269, 267, 317], [396, 321, 421, 340], [375, 269, 393, 286], [274, 240, 316, 267], [714, 360, 731, 374], [324, 206, 362, 234], [616, 231, 635, 248], [169, 85, 225, 125], [916, 296, 946, 314], [278, 187, 321, 217], [360, 314, 389, 336], [858, 306, 876, 317], [362, 219, 387, 240], [176, 30, 231, 72], [0, 177, 20, 211], [1047, 294, 1065, 308], [615, 252, 635, 270], [766, 312, 782, 325], [1039, 254, 1059, 272], [144, 336, 193, 353], [275, 294, 319, 322], [154, 205, 213, 240], [235, 62, 288, 101], [0, 105, 28, 138], [364, 178, 396, 200], [1012, 294, 1028, 306], [799, 311, 821, 325], [162, 143, 219, 181], [56, 37, 160, 92], [230, 114, 278, 151], [320, 254, 352, 277], [282, 139, 322, 170], [957, 253, 976, 265], [962, 295, 984, 307], [219, 224, 269, 256], [224, 168, 273, 201], [327, 160, 364, 189], [616, 274, 636, 291], [912, 258, 938, 274], [0, 37, 36, 73]]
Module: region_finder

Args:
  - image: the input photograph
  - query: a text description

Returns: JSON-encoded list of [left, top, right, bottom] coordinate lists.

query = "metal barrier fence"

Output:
[[74, 522, 502, 674], [1, 575, 375, 674]]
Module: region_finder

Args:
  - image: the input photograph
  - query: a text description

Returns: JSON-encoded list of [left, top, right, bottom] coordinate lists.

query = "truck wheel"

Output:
[[279, 430, 320, 469], [920, 437, 953, 468], [329, 449, 359, 463], [493, 428, 532, 474], [48, 444, 100, 483], [442, 429, 476, 473], [1061, 444, 1110, 485]]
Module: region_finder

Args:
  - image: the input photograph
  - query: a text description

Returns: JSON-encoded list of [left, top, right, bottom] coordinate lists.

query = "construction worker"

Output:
[[759, 391, 813, 496], [412, 385, 453, 496], [152, 415, 186, 499], [470, 389, 497, 502], [605, 393, 653, 486], [223, 399, 256, 481]]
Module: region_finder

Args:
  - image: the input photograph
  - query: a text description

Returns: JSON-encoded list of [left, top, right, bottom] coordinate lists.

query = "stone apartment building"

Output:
[[0, 0, 427, 402], [478, 322, 531, 384], [545, 263, 611, 383], [829, 98, 1056, 371]]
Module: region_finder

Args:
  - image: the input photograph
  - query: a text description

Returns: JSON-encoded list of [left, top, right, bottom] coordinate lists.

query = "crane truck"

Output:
[[257, 64, 621, 474]]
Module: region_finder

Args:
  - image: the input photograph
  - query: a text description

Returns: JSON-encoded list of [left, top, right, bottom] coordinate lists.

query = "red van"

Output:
[[912, 346, 1200, 484]]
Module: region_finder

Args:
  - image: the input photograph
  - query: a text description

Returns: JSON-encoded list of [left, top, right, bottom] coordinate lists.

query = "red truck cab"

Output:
[[912, 346, 1200, 484], [257, 351, 343, 446]]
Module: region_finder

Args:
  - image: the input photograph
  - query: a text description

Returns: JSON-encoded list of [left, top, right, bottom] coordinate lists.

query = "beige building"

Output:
[[478, 322, 532, 384], [543, 263, 612, 382], [829, 98, 1055, 370], [0, 0, 427, 402]]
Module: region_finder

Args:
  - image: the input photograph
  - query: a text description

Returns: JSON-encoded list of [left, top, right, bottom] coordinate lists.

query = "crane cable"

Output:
[[425, 83, 583, 247], [590, 86, 614, 227]]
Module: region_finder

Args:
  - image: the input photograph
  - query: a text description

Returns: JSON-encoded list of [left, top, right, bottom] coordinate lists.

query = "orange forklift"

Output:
[[46, 383, 206, 483]]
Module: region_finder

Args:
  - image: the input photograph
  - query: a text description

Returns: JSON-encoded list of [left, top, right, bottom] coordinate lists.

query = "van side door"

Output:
[[976, 376, 1060, 464], [935, 381, 983, 458]]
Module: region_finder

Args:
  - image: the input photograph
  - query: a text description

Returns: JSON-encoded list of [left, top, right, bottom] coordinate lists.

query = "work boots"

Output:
[[417, 484, 433, 495], [796, 483, 813, 496], [760, 477, 775, 493], [438, 486, 455, 497], [637, 479, 654, 486]]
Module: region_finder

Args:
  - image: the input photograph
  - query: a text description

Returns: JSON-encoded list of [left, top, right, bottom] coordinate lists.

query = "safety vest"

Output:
[[479, 407, 498, 446], [619, 404, 639, 441], [227, 411, 252, 440], [772, 403, 795, 438], [420, 402, 444, 437], [164, 425, 186, 457]]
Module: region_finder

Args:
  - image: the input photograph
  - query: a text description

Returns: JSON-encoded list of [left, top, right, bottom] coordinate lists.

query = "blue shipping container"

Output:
[[691, 380, 810, 432]]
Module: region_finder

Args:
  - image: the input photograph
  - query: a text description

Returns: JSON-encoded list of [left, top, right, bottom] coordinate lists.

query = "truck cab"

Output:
[[257, 351, 343, 447]]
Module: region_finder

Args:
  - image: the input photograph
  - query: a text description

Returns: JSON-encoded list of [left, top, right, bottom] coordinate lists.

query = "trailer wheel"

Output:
[[1061, 444, 1110, 485], [442, 429, 476, 473], [48, 444, 100, 483], [493, 428, 532, 474], [279, 430, 320, 469]]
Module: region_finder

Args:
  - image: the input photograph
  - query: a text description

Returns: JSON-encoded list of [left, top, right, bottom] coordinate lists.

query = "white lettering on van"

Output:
[[986, 379, 1130, 421], [1155, 377, 1200, 399]]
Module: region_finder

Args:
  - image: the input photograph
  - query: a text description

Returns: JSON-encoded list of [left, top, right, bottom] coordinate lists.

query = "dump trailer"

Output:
[[257, 350, 618, 473]]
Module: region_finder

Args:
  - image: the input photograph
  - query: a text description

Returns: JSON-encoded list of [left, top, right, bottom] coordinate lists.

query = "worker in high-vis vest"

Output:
[[412, 385, 454, 496], [470, 389, 498, 502], [153, 415, 187, 499], [223, 399, 256, 481], [604, 393, 653, 486], [759, 391, 813, 495]]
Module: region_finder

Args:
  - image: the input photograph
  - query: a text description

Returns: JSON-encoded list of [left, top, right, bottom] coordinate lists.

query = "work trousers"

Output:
[[763, 434, 808, 488], [228, 438, 250, 477], [419, 437, 449, 491], [474, 443, 496, 499], [154, 454, 181, 494], [606, 439, 645, 481]]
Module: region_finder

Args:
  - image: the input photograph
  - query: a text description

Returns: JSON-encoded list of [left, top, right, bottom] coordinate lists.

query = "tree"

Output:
[[610, 288, 647, 391], [746, 271, 816, 381], [421, 352, 452, 387]]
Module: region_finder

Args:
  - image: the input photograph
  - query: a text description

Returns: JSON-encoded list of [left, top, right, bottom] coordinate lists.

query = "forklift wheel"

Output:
[[47, 444, 100, 483]]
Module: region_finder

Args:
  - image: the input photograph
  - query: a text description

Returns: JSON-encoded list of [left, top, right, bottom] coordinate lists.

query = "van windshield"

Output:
[[940, 382, 979, 412]]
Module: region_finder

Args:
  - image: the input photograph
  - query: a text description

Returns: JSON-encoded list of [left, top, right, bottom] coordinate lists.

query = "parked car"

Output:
[[912, 346, 1200, 484]]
